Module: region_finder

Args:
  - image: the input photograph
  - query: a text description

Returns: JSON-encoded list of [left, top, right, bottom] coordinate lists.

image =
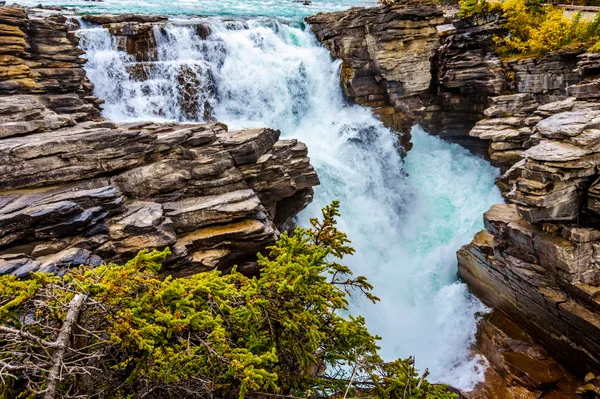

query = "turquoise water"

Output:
[[9, 0, 375, 23]]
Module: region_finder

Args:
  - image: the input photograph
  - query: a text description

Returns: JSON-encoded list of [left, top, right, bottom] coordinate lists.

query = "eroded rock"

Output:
[[0, 8, 320, 279]]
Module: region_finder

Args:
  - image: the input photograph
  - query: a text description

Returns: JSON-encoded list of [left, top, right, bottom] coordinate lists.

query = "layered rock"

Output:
[[0, 7, 101, 120], [0, 118, 319, 277], [468, 310, 579, 398], [308, 3, 585, 160], [306, 4, 508, 154], [425, 12, 505, 155], [306, 0, 445, 150], [459, 73, 600, 385], [0, 9, 319, 278], [470, 52, 582, 171], [458, 204, 600, 378]]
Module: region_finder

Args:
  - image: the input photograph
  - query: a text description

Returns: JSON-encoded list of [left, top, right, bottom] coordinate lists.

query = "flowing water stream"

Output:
[[12, 0, 505, 387]]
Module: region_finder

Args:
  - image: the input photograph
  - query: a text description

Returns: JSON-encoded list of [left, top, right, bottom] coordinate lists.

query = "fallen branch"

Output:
[[44, 293, 87, 399]]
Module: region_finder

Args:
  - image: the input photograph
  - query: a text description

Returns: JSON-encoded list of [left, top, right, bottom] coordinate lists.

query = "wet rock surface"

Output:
[[0, 8, 319, 278]]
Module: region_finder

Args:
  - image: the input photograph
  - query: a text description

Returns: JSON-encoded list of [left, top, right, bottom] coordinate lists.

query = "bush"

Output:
[[527, 7, 573, 52], [458, 0, 499, 18], [589, 40, 600, 52], [465, 0, 600, 56], [0, 202, 458, 399]]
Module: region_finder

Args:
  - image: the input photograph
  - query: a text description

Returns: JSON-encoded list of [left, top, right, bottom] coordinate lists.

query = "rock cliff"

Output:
[[459, 70, 600, 380], [307, 3, 580, 158], [0, 7, 319, 278], [306, 1, 445, 151], [308, 2, 600, 397]]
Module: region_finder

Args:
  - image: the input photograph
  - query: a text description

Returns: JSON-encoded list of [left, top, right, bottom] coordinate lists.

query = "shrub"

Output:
[[458, 0, 501, 18], [589, 40, 600, 52], [527, 7, 573, 52], [0, 202, 458, 399], [468, 0, 600, 55]]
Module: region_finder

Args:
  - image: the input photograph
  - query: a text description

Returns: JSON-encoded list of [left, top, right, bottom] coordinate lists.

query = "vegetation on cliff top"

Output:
[[0, 202, 457, 399], [458, 0, 600, 55]]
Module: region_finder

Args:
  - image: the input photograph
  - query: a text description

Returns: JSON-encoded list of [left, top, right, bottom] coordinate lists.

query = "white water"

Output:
[[78, 20, 503, 389]]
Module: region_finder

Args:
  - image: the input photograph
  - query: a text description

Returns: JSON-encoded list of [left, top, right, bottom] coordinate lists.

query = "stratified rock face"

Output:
[[306, 0, 445, 151], [0, 118, 319, 277], [467, 310, 579, 399], [306, 4, 509, 155], [307, 5, 583, 158], [0, 7, 101, 120], [470, 52, 582, 172], [426, 12, 506, 155], [458, 205, 600, 378], [0, 9, 320, 278], [459, 71, 600, 379]]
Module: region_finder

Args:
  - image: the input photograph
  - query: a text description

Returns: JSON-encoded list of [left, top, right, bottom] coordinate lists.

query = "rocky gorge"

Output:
[[307, 0, 600, 397], [2, 0, 600, 397]]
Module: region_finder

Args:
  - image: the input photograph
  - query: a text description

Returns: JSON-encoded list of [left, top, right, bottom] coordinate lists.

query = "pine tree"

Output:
[[0, 202, 457, 399]]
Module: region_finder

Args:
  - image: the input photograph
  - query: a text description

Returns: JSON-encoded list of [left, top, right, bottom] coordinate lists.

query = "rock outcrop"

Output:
[[306, 1, 445, 151], [0, 8, 319, 278], [468, 310, 579, 398], [425, 13, 505, 155], [0, 7, 101, 121], [307, 3, 582, 158], [306, 3, 508, 154], [458, 72, 600, 388], [469, 52, 582, 172]]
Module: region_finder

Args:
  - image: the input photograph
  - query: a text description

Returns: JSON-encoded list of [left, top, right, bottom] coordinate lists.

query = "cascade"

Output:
[[77, 19, 503, 389]]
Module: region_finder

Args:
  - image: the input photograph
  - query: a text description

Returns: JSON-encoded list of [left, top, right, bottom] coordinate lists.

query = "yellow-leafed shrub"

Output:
[[462, 0, 600, 56], [527, 8, 573, 52]]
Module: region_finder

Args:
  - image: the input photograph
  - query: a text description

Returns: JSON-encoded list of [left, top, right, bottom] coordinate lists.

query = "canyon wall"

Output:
[[459, 59, 600, 378], [309, 2, 600, 397], [307, 1, 579, 158], [0, 7, 319, 278]]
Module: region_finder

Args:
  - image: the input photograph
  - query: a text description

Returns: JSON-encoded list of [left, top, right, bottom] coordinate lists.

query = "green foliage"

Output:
[[458, 0, 500, 18], [589, 40, 600, 52], [0, 202, 458, 399]]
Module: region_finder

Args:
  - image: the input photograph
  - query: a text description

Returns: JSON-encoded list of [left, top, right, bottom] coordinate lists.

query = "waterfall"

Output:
[[78, 20, 503, 389]]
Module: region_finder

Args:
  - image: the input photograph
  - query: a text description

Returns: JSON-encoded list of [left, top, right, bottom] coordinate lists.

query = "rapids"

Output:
[[75, 20, 504, 389]]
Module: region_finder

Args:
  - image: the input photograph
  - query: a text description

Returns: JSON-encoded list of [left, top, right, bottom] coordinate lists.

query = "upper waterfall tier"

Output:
[[8, 0, 377, 21]]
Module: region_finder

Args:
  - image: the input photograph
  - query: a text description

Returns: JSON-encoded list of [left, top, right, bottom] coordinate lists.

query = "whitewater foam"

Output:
[[77, 20, 503, 389]]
